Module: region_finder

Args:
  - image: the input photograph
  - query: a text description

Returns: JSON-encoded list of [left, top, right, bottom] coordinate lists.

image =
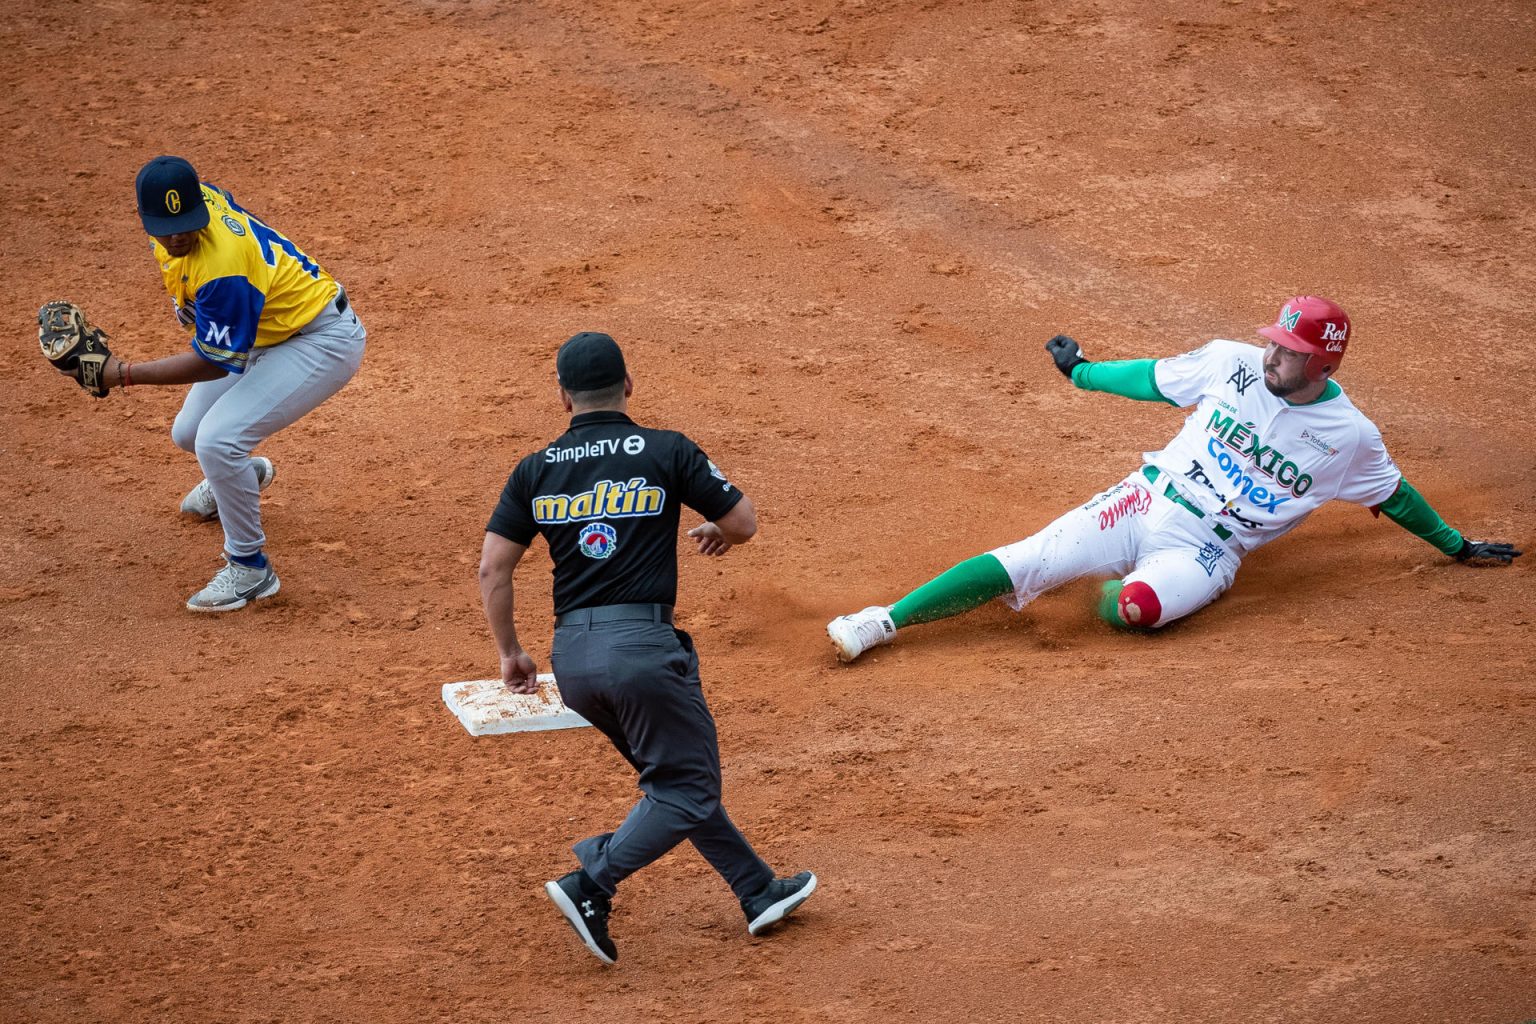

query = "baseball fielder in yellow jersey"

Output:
[[83, 155, 366, 610]]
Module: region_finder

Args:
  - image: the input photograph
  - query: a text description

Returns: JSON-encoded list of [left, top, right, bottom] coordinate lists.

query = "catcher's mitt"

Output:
[[38, 300, 113, 398]]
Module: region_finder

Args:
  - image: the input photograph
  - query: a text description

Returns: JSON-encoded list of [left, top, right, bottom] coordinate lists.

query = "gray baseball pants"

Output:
[[170, 292, 365, 560], [550, 609, 775, 902]]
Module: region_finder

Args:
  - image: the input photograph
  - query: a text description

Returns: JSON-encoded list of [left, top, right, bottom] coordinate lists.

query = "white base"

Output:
[[441, 674, 592, 736]]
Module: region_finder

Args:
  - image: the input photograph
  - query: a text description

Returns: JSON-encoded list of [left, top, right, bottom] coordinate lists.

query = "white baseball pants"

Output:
[[989, 470, 1240, 628]]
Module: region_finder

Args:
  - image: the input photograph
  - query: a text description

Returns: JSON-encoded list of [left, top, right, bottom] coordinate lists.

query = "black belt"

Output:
[[555, 603, 674, 627]]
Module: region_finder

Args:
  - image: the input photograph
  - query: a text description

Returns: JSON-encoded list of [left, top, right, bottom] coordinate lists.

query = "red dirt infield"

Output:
[[2, 1, 1532, 1021]]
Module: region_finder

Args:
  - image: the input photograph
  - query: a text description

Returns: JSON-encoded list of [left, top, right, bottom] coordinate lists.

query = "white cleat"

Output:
[[186, 557, 281, 613], [827, 606, 896, 663], [180, 457, 276, 520]]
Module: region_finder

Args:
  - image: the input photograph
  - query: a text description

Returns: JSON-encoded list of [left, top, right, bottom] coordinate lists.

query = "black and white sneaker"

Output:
[[185, 557, 280, 613], [742, 871, 817, 936], [544, 871, 618, 964]]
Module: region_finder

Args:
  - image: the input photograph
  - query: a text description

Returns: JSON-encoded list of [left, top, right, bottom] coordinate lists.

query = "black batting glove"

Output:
[[1045, 334, 1088, 379], [1454, 538, 1522, 565]]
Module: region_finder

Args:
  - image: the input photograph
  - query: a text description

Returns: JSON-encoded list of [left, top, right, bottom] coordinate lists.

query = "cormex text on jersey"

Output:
[[533, 478, 666, 524], [1206, 410, 1314, 497]]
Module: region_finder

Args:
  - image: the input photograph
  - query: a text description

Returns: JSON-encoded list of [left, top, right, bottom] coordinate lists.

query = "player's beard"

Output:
[[1263, 365, 1307, 398]]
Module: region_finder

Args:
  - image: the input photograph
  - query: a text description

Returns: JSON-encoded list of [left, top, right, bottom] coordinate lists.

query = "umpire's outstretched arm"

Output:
[[478, 533, 539, 693]]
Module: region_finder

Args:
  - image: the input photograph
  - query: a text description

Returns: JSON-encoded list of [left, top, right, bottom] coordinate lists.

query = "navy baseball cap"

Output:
[[135, 156, 210, 235], [557, 332, 627, 391]]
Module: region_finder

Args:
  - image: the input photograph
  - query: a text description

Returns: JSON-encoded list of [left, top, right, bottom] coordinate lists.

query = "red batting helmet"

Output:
[[1257, 295, 1351, 382]]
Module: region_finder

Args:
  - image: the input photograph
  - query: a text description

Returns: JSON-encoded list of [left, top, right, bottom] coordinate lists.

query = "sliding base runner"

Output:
[[829, 296, 1521, 662]]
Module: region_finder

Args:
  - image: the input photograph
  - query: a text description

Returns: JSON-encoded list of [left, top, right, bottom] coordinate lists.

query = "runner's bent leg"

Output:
[[883, 474, 1155, 633], [988, 474, 1154, 613], [1103, 536, 1239, 629]]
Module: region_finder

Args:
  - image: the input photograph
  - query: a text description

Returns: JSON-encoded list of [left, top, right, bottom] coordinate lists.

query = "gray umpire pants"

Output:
[[551, 607, 775, 902]]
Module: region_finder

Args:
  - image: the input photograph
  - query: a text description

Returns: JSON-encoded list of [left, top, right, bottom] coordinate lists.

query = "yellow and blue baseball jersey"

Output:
[[153, 183, 337, 373]]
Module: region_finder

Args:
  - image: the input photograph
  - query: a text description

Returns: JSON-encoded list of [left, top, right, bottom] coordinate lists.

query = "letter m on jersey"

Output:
[[203, 322, 233, 350]]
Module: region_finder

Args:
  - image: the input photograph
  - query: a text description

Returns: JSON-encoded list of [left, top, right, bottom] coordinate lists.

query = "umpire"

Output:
[[478, 331, 816, 965]]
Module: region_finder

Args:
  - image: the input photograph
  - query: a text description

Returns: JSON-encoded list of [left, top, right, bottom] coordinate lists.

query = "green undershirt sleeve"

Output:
[[1377, 478, 1463, 556], [890, 554, 1015, 629], [1070, 358, 1176, 405]]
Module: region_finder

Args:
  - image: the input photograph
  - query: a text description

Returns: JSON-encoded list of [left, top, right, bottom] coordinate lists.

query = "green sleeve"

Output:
[[1069, 359, 1177, 405], [1378, 478, 1463, 556]]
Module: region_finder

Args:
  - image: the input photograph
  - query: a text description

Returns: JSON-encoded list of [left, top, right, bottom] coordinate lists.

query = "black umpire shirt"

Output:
[[487, 411, 745, 615]]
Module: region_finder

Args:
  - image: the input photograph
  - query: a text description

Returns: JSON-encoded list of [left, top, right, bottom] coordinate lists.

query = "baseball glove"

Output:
[[38, 300, 112, 398]]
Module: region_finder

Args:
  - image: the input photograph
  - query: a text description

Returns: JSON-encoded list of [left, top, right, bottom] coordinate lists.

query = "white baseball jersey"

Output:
[[1147, 340, 1401, 556]]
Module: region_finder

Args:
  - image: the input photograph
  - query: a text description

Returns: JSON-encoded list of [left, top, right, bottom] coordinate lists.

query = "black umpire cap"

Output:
[[557, 332, 627, 391], [136, 156, 210, 235]]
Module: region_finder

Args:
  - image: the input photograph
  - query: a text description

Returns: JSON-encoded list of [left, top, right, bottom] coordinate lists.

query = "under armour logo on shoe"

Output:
[[581, 899, 595, 918]]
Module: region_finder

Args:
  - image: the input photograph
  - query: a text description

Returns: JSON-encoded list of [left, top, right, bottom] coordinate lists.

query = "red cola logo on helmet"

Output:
[[1257, 296, 1351, 382]]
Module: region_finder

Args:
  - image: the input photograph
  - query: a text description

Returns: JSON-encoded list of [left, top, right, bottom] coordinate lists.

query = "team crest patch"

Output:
[[706, 459, 733, 491], [1196, 540, 1226, 577], [222, 214, 246, 236], [579, 523, 618, 559], [1227, 365, 1258, 395]]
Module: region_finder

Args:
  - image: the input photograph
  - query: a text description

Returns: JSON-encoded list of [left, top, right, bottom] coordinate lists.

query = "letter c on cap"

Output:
[[165, 189, 181, 214]]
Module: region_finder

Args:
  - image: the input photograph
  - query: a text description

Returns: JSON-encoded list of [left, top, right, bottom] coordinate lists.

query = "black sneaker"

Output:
[[742, 871, 817, 936], [544, 871, 618, 964]]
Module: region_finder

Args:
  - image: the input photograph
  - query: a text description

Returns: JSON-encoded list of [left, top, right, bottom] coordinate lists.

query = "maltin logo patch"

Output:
[[579, 523, 618, 559]]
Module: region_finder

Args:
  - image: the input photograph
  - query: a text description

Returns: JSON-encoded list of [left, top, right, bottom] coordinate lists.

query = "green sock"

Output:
[[889, 554, 1014, 629], [1097, 580, 1151, 630], [1098, 580, 1128, 628]]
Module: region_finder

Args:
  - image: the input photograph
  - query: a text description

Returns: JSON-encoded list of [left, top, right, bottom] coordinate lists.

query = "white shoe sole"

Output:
[[544, 880, 616, 965], [181, 458, 276, 521], [185, 573, 280, 613], [827, 620, 865, 663], [747, 873, 818, 936]]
